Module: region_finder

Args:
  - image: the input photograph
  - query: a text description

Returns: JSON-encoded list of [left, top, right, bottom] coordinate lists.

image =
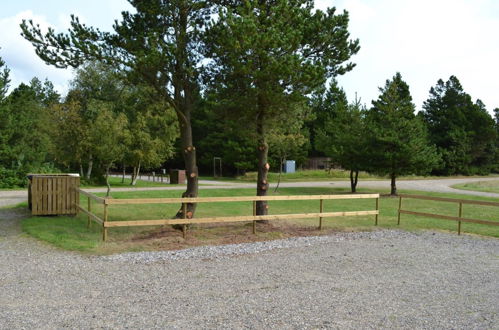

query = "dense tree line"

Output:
[[0, 0, 496, 204]]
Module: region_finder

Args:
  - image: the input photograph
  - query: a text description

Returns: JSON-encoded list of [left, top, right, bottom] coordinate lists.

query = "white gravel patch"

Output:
[[1, 208, 498, 329], [102, 230, 401, 263]]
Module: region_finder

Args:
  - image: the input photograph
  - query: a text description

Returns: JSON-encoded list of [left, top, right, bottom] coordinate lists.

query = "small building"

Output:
[[305, 157, 332, 170]]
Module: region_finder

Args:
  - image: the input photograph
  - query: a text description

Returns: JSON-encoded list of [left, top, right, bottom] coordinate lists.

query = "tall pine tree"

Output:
[[204, 0, 359, 215], [366, 73, 440, 195], [421, 76, 497, 175]]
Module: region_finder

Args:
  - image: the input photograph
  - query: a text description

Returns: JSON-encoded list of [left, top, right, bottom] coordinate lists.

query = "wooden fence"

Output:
[[397, 194, 499, 235], [76, 189, 379, 241], [28, 174, 80, 215]]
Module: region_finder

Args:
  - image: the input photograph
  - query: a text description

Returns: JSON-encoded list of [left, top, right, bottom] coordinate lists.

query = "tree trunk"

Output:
[[131, 161, 141, 186], [350, 169, 359, 193], [85, 156, 93, 180], [105, 165, 111, 197], [274, 156, 284, 193], [390, 173, 397, 196], [174, 113, 198, 219], [172, 4, 199, 222], [121, 163, 126, 183], [79, 163, 83, 177], [256, 112, 269, 217]]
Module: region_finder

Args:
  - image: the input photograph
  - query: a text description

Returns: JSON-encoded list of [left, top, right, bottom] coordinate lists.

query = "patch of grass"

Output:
[[19, 186, 499, 254], [82, 176, 171, 188], [236, 169, 498, 183], [451, 180, 499, 193], [1, 201, 28, 209]]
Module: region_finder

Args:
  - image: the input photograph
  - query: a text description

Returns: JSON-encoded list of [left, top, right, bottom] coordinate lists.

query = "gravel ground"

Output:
[[1, 208, 498, 329]]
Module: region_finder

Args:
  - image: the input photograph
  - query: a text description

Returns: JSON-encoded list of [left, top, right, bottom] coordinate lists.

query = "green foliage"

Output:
[[421, 76, 497, 175], [315, 81, 367, 173], [0, 52, 11, 101], [204, 0, 360, 134], [0, 75, 59, 187], [365, 73, 440, 193]]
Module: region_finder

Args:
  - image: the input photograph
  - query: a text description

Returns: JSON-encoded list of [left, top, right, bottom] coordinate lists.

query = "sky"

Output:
[[1, 0, 498, 114]]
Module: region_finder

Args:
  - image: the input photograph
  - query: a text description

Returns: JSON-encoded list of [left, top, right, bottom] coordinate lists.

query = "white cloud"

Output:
[[0, 10, 73, 95]]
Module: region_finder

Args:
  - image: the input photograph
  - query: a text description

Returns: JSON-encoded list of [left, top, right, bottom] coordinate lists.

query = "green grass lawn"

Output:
[[19, 186, 499, 254], [451, 180, 499, 193]]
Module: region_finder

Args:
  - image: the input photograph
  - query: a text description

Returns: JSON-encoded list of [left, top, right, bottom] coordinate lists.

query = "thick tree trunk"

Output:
[[121, 163, 126, 183], [390, 173, 397, 196], [172, 3, 198, 222], [256, 113, 269, 217], [79, 163, 84, 177], [350, 169, 359, 193], [175, 114, 198, 219]]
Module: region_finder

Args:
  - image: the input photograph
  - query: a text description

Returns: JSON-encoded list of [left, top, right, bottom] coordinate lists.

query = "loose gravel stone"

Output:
[[1, 208, 498, 329]]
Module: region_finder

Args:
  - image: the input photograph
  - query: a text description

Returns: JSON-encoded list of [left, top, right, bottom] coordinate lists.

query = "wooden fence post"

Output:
[[182, 203, 187, 239], [87, 196, 91, 228], [375, 197, 379, 226], [252, 201, 257, 234], [319, 199, 324, 230], [397, 196, 402, 225], [458, 202, 463, 235], [103, 202, 108, 242]]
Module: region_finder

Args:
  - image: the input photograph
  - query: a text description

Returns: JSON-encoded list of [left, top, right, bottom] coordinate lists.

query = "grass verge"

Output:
[[451, 180, 499, 193], [234, 169, 498, 183], [19, 186, 499, 255]]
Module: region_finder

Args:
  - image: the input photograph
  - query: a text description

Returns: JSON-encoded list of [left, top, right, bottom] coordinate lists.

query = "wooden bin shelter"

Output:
[[169, 169, 186, 184], [28, 174, 80, 215]]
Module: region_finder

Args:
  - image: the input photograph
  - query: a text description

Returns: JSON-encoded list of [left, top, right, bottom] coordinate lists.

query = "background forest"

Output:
[[1, 0, 498, 191]]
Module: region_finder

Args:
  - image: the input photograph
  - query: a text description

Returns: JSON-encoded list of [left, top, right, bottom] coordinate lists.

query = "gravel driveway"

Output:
[[1, 208, 498, 329]]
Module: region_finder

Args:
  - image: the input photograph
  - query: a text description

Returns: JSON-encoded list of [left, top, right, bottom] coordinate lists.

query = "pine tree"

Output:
[[366, 73, 440, 195], [21, 0, 211, 217], [421, 76, 497, 175], [315, 83, 367, 192], [204, 0, 359, 215]]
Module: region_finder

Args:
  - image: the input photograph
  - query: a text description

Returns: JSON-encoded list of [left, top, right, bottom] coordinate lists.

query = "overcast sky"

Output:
[[1, 0, 498, 114]]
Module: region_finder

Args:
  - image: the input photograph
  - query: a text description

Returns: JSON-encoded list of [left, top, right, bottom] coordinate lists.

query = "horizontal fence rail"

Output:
[[76, 188, 379, 241], [397, 194, 499, 235]]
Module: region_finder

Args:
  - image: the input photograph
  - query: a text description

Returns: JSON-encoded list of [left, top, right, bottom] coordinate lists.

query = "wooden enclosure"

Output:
[[76, 189, 380, 241], [28, 174, 80, 215]]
